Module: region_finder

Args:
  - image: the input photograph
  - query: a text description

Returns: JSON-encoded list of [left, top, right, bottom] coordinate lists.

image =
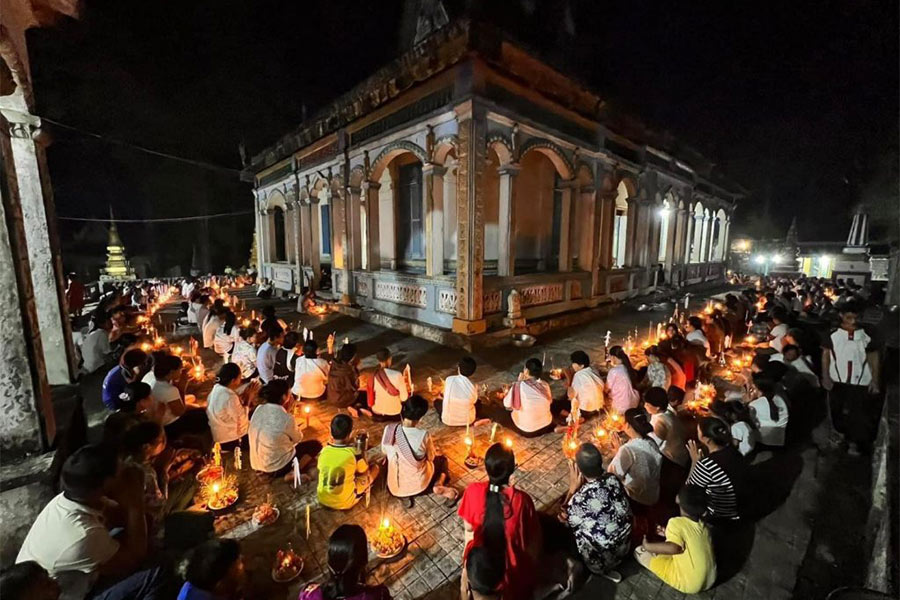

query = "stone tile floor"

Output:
[[78, 285, 831, 599]]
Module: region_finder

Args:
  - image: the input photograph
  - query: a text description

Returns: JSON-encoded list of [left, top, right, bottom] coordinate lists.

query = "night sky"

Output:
[[28, 0, 898, 276]]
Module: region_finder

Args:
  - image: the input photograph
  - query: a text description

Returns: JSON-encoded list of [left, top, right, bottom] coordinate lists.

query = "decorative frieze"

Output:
[[437, 289, 457, 313], [355, 277, 370, 297], [483, 290, 502, 313], [439, 289, 502, 314], [375, 280, 427, 308], [519, 283, 563, 307]]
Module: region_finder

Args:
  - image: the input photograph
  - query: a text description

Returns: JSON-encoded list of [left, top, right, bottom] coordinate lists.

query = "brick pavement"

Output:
[[79, 285, 825, 600]]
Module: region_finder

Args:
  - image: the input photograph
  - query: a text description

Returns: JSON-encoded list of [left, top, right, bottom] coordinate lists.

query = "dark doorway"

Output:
[[396, 161, 424, 265], [273, 207, 286, 262]]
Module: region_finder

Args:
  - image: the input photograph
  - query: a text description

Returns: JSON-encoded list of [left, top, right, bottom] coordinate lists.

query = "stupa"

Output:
[[99, 209, 136, 282]]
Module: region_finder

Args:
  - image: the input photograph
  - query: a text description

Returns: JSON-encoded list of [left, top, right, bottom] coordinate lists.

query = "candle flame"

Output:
[[381, 518, 391, 529], [504, 437, 513, 448]]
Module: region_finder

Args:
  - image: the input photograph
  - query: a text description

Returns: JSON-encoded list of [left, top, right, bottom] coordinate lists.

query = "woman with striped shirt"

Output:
[[686, 417, 748, 522]]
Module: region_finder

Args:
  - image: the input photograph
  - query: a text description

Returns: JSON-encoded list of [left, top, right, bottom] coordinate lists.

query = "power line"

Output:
[[58, 210, 253, 223], [39, 116, 243, 176]]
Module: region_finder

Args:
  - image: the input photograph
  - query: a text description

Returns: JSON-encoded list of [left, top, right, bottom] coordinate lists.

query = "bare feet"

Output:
[[473, 418, 492, 428], [434, 485, 460, 506], [360, 408, 373, 418], [346, 406, 359, 418]]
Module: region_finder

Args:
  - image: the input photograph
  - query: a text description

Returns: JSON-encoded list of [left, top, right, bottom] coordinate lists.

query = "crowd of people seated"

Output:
[[5, 272, 888, 600]]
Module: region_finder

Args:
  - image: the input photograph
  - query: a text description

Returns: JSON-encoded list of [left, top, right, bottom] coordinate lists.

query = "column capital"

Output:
[[498, 164, 521, 176], [361, 180, 381, 192], [422, 163, 446, 176]]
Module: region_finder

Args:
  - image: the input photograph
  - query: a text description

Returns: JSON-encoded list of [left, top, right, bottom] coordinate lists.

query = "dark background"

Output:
[[29, 0, 898, 277]]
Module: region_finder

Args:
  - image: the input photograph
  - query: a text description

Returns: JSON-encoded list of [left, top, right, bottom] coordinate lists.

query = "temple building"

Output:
[[246, 17, 740, 342]]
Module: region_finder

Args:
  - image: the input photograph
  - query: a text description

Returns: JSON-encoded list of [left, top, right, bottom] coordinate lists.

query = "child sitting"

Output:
[[635, 484, 716, 594], [382, 395, 458, 507], [437, 356, 482, 426], [364, 347, 409, 421], [317, 414, 380, 510]]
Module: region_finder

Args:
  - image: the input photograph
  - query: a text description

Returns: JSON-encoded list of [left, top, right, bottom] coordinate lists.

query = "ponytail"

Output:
[[482, 444, 516, 575], [610, 345, 639, 386], [322, 525, 367, 600]]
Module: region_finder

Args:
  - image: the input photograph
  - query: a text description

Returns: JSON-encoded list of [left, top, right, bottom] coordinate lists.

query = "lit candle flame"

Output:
[[504, 437, 513, 448], [381, 518, 391, 529]]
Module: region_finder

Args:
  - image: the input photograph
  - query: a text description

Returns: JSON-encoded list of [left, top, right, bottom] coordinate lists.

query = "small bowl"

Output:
[[511, 333, 536, 347]]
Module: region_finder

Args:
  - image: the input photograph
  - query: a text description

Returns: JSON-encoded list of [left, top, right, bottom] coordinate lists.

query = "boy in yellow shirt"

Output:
[[634, 484, 716, 594], [317, 414, 380, 510]]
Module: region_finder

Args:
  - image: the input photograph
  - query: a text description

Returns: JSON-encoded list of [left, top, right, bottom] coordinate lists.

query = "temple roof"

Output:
[[248, 17, 743, 197]]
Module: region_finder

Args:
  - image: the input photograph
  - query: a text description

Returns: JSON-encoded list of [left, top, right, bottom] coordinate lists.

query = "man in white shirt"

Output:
[[249, 380, 322, 478], [567, 350, 605, 416], [500, 358, 553, 436], [822, 302, 881, 454], [437, 356, 480, 426], [81, 318, 112, 374], [16, 445, 166, 600], [365, 347, 409, 420], [256, 325, 284, 384], [293, 339, 330, 400]]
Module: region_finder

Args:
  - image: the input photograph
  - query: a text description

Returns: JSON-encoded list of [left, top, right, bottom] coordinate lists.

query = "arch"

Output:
[[369, 141, 428, 183], [433, 135, 458, 165], [518, 138, 575, 180], [264, 188, 287, 211], [615, 175, 638, 199], [487, 135, 514, 166]]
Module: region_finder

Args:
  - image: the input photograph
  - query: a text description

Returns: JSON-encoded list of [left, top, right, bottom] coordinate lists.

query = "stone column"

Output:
[[285, 197, 300, 291], [253, 190, 264, 274], [721, 219, 731, 261], [452, 103, 487, 335], [598, 190, 617, 272], [290, 179, 302, 278], [497, 165, 519, 277], [587, 189, 603, 295], [308, 197, 322, 290], [0, 114, 55, 455], [361, 181, 380, 271], [623, 198, 639, 267], [347, 187, 363, 271], [7, 118, 71, 384], [422, 163, 446, 277], [556, 186, 573, 272]]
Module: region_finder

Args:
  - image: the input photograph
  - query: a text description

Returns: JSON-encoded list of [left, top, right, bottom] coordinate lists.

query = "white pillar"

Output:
[[423, 164, 445, 276], [7, 118, 71, 384], [497, 165, 518, 276]]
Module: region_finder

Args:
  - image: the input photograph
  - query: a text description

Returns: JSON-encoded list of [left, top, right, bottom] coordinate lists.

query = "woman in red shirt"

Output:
[[458, 444, 541, 599]]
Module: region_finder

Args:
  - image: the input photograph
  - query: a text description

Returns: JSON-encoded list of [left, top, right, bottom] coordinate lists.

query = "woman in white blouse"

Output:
[[608, 408, 662, 508], [748, 377, 790, 447], [606, 346, 640, 414], [381, 395, 458, 507], [213, 311, 241, 359], [206, 363, 259, 449]]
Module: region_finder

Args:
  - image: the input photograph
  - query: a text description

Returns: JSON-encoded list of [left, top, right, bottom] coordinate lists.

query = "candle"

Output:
[[649, 321, 653, 341], [306, 504, 311, 539], [212, 443, 221, 467], [489, 423, 498, 444], [303, 404, 311, 429]]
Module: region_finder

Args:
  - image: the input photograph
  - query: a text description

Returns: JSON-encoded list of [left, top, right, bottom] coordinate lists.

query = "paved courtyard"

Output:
[[75, 285, 876, 600]]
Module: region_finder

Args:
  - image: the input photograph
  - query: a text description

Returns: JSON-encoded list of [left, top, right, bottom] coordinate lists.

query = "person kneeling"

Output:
[[634, 484, 716, 594], [382, 395, 459, 508], [317, 415, 380, 510]]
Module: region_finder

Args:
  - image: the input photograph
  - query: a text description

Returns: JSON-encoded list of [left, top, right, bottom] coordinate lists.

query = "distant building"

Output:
[[100, 212, 137, 282], [245, 11, 741, 339]]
